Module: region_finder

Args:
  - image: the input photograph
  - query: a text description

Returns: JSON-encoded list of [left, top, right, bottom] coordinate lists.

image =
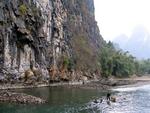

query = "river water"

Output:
[[0, 84, 150, 113]]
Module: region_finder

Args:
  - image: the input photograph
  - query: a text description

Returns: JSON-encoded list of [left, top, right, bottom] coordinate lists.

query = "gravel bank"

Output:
[[0, 91, 46, 104]]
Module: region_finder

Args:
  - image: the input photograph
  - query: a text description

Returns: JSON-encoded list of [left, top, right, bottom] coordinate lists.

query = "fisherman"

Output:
[[106, 93, 111, 101]]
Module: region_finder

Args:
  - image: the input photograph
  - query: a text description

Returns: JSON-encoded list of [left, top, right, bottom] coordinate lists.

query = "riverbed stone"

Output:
[[0, 91, 46, 104]]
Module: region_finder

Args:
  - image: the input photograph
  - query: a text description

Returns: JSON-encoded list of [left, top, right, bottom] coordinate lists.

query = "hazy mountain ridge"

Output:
[[113, 26, 150, 59]]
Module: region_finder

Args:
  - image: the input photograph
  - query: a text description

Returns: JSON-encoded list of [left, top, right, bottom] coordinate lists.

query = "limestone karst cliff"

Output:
[[0, 0, 104, 83]]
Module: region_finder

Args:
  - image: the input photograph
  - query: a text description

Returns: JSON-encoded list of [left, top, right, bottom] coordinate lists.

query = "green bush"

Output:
[[19, 4, 27, 15], [63, 57, 70, 67], [62, 56, 75, 71], [99, 41, 137, 78]]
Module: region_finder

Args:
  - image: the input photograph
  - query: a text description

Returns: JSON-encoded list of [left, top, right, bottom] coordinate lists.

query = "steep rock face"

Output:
[[0, 0, 104, 83], [62, 0, 104, 70]]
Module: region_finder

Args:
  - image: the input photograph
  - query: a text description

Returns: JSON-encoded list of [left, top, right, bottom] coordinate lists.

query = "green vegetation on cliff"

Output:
[[63, 0, 104, 73], [19, 4, 27, 15], [99, 41, 140, 78], [138, 59, 150, 75]]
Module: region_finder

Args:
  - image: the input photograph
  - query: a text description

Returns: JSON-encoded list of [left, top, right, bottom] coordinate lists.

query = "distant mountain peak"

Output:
[[113, 26, 150, 59]]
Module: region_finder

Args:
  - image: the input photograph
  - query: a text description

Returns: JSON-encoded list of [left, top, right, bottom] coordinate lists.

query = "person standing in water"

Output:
[[106, 93, 111, 101]]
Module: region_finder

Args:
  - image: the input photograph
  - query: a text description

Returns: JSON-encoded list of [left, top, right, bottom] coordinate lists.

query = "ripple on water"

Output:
[[82, 85, 150, 113], [112, 84, 150, 92]]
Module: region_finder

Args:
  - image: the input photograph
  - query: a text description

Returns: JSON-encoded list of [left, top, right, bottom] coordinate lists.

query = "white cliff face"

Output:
[[0, 0, 102, 82], [35, 0, 67, 60], [34, 0, 52, 42], [4, 31, 11, 68], [1, 0, 68, 81]]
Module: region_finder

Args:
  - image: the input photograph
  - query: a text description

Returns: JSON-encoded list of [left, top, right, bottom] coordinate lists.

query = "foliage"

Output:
[[71, 35, 99, 71], [138, 59, 150, 75], [62, 56, 75, 71], [63, 56, 70, 68], [99, 41, 138, 78], [19, 4, 27, 15]]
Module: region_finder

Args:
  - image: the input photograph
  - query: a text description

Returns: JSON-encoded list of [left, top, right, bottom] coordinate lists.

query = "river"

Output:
[[0, 84, 150, 113]]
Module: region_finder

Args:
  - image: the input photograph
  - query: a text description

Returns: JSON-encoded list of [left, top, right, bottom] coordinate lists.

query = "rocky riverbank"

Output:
[[0, 76, 148, 90], [66, 76, 150, 90], [0, 76, 149, 105], [0, 91, 46, 104]]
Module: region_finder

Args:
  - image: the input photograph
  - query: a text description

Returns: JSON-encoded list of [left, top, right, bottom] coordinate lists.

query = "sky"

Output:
[[94, 0, 150, 41]]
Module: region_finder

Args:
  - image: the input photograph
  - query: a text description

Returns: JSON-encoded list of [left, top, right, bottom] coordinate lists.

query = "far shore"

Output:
[[115, 75, 150, 81], [113, 75, 150, 88], [0, 76, 150, 90], [66, 75, 150, 90]]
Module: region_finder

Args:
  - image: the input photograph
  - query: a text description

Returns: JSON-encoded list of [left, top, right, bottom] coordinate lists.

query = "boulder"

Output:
[[110, 96, 116, 102], [24, 69, 34, 82]]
